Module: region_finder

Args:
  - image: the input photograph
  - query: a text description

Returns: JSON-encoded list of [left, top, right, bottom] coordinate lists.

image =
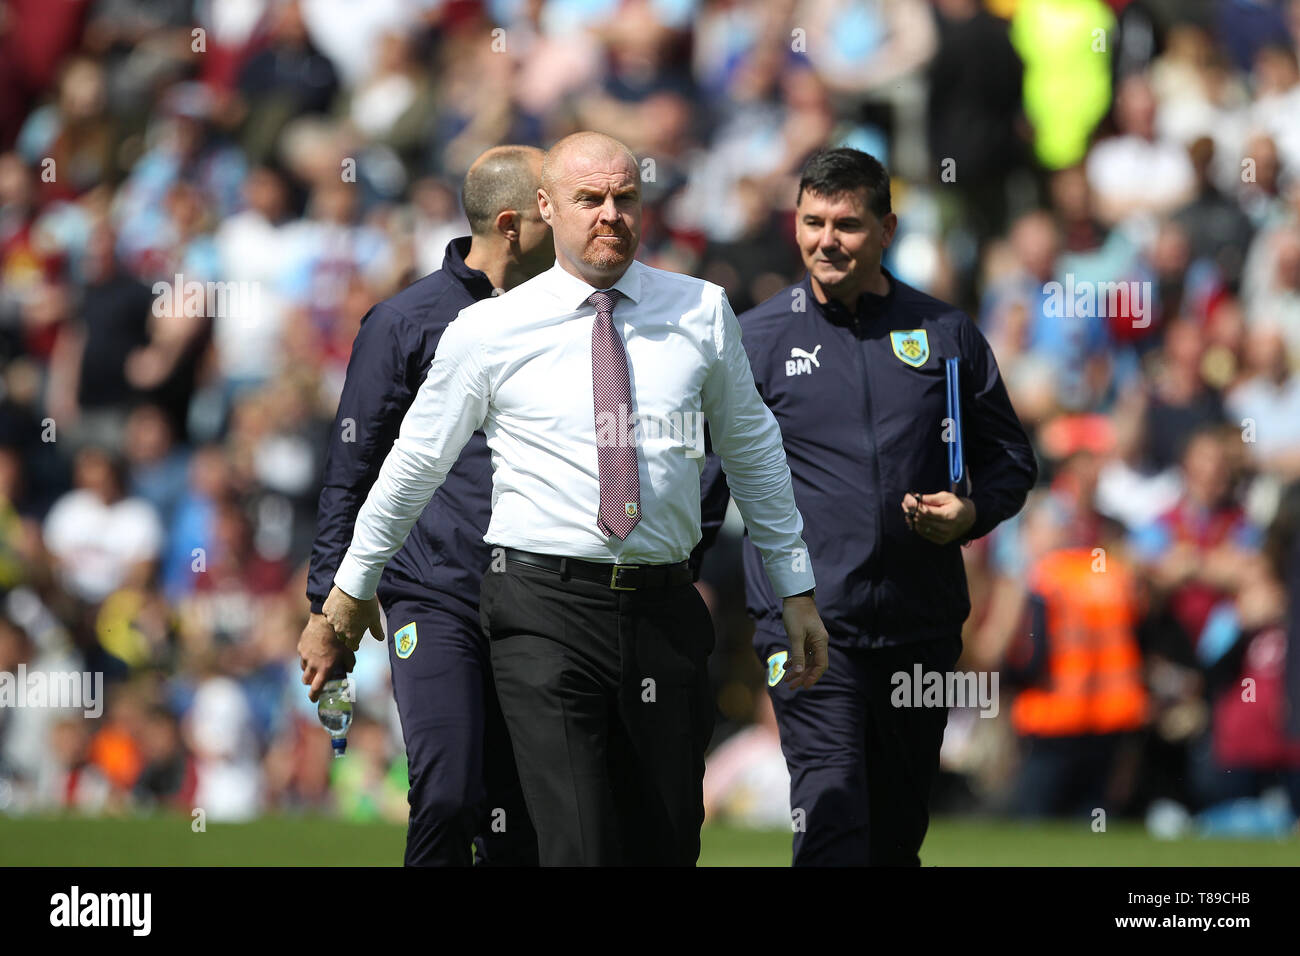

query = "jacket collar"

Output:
[[804, 267, 898, 327], [442, 236, 498, 301]]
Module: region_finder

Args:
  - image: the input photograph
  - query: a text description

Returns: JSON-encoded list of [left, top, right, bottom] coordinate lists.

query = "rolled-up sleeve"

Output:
[[333, 313, 490, 599], [700, 289, 815, 597]]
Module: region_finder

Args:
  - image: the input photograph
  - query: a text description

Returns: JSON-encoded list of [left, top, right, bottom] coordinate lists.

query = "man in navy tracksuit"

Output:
[[299, 146, 553, 865], [701, 148, 1037, 865]]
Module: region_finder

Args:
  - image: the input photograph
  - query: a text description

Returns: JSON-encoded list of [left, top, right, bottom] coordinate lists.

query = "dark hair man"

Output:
[[700, 147, 1038, 865]]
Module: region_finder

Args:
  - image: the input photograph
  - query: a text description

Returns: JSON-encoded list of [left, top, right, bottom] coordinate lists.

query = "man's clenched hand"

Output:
[[902, 491, 976, 545], [780, 593, 830, 689], [298, 612, 355, 702], [322, 585, 385, 652]]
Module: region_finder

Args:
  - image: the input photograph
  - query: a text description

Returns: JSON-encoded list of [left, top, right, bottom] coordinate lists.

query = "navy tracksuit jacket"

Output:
[[308, 238, 494, 622], [700, 269, 1038, 648], [306, 237, 535, 866], [699, 268, 1037, 865]]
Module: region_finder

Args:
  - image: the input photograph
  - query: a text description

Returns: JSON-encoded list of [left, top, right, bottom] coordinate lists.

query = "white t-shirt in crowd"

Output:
[[43, 490, 163, 603], [1086, 134, 1196, 216]]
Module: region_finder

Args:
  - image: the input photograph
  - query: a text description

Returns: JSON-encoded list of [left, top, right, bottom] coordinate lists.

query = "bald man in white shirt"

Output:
[[324, 131, 828, 865]]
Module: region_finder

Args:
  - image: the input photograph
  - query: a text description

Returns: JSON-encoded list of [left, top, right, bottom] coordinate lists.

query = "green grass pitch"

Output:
[[1, 816, 1296, 865]]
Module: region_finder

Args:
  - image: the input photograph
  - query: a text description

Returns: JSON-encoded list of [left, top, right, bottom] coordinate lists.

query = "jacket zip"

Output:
[[851, 314, 886, 637]]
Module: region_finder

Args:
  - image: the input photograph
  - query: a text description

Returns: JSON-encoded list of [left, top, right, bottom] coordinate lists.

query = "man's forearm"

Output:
[[332, 438, 454, 600], [728, 481, 816, 598]]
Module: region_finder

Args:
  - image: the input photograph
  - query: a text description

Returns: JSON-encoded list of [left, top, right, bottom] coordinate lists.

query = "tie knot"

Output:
[[588, 289, 620, 315]]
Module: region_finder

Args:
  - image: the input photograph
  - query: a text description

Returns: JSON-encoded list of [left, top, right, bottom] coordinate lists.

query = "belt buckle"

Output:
[[609, 564, 639, 591]]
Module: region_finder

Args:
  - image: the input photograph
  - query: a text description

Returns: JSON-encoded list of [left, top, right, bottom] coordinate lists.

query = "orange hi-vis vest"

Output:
[[1012, 548, 1148, 737]]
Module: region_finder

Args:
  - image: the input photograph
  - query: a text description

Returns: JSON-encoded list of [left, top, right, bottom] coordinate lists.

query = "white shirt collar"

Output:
[[542, 258, 644, 312]]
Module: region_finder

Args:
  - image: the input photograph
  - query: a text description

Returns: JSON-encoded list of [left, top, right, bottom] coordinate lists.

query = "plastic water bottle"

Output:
[[317, 676, 353, 758]]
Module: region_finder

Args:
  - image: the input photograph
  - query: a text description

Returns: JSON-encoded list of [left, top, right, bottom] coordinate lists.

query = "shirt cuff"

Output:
[[763, 553, 816, 598], [333, 552, 380, 601]]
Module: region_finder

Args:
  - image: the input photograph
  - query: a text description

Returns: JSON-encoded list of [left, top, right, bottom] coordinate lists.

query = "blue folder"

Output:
[[946, 357, 965, 493]]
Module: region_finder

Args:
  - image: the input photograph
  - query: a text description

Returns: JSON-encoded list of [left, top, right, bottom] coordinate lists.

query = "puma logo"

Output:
[[790, 345, 822, 367], [786, 345, 822, 376]]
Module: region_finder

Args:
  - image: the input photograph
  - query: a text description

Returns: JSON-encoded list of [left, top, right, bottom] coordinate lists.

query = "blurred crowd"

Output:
[[1, 0, 1299, 836]]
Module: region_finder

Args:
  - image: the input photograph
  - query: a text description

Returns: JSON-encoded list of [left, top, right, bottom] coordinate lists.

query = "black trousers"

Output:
[[758, 629, 961, 866], [479, 559, 715, 866], [384, 596, 537, 866]]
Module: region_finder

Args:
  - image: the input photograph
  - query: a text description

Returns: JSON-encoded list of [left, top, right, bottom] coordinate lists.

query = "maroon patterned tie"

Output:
[[589, 289, 641, 539]]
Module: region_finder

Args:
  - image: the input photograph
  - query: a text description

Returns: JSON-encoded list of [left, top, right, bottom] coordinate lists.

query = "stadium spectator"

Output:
[[132, 704, 196, 811], [124, 403, 190, 526], [1237, 132, 1289, 228], [36, 716, 111, 813], [42, 446, 162, 606], [0, 613, 87, 806], [1136, 428, 1262, 641], [982, 210, 1112, 412], [1141, 319, 1227, 472], [82, 0, 197, 118], [112, 83, 246, 274], [1094, 392, 1184, 531], [1086, 73, 1196, 228], [339, 29, 436, 182], [0, 151, 65, 363], [927, 0, 1026, 250], [87, 686, 147, 802], [184, 670, 262, 821], [1006, 505, 1148, 818], [799, 0, 936, 99], [298, 0, 424, 89], [1172, 136, 1255, 288], [180, 498, 290, 663], [233, 0, 340, 165], [45, 223, 155, 448], [1248, 43, 1300, 180], [15, 55, 114, 203], [1226, 324, 1300, 479]]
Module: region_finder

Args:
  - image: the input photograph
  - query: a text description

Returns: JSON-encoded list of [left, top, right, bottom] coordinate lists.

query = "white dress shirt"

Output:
[[334, 259, 815, 600]]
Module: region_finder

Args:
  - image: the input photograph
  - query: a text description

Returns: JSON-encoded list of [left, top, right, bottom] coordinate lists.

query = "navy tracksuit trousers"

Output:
[[384, 596, 537, 866], [757, 628, 961, 866]]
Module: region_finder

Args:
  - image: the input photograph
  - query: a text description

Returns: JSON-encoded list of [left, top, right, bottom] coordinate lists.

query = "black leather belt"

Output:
[[502, 548, 692, 591]]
